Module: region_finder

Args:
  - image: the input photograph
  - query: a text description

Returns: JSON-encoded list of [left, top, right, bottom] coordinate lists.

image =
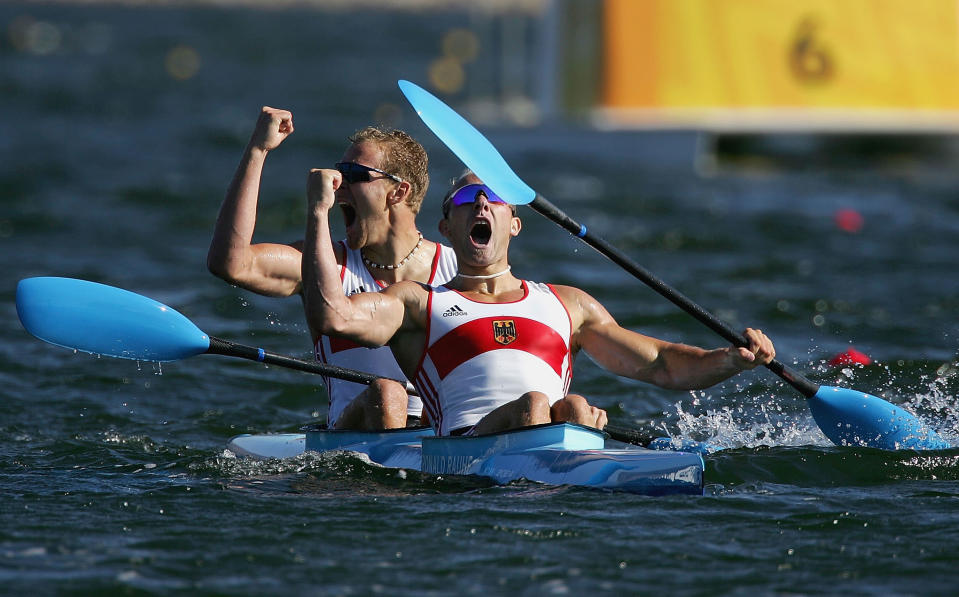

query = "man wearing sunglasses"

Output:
[[208, 106, 456, 431], [302, 170, 776, 437]]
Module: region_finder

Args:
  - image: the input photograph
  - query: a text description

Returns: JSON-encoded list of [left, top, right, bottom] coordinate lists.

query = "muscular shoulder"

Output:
[[382, 280, 430, 313], [376, 280, 428, 333], [550, 284, 616, 331], [285, 238, 345, 265]]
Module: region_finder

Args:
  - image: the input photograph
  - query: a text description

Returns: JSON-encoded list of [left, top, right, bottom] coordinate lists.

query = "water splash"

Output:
[[907, 359, 959, 443], [669, 390, 828, 450], [667, 355, 959, 451], [198, 448, 361, 476]]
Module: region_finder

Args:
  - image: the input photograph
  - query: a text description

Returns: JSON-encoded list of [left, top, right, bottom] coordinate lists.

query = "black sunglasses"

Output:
[[334, 162, 403, 184]]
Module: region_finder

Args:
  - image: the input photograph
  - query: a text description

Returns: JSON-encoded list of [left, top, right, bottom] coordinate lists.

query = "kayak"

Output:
[[228, 422, 705, 496], [10, 277, 702, 496]]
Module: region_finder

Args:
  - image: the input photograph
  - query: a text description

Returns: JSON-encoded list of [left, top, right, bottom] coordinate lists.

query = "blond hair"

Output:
[[349, 126, 429, 214]]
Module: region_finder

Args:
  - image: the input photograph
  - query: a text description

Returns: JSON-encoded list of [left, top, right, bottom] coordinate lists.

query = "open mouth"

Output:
[[339, 203, 357, 229], [469, 220, 492, 245]]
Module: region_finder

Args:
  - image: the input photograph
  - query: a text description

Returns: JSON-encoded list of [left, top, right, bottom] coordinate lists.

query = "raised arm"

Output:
[[301, 168, 409, 347], [207, 106, 305, 298], [558, 285, 775, 390]]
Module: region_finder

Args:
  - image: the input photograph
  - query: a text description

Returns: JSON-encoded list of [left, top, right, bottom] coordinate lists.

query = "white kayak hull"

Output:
[[227, 432, 306, 460], [227, 423, 704, 495]]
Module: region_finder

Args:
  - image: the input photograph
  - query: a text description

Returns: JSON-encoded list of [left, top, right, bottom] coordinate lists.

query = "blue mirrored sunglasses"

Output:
[[442, 184, 507, 217], [334, 162, 403, 184]]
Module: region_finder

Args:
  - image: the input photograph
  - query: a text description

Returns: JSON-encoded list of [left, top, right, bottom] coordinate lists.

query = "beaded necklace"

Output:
[[361, 232, 423, 270]]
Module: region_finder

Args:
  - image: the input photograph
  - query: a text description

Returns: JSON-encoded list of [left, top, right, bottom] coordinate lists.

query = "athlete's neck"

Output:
[[361, 230, 424, 271], [457, 265, 511, 280], [451, 267, 521, 298]]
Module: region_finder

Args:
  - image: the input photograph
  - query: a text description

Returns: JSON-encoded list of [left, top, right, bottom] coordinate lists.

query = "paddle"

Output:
[[398, 79, 950, 451], [16, 276, 684, 450], [15, 276, 417, 393]]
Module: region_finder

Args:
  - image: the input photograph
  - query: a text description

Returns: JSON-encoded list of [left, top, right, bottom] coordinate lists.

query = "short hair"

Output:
[[441, 169, 516, 218], [349, 126, 429, 214]]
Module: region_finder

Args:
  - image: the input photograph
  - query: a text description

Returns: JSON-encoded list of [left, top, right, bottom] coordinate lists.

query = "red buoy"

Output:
[[828, 347, 872, 367], [834, 209, 864, 233]]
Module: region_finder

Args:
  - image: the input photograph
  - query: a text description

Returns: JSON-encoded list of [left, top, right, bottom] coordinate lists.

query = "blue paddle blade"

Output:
[[398, 79, 536, 206], [16, 277, 210, 362], [809, 386, 950, 450]]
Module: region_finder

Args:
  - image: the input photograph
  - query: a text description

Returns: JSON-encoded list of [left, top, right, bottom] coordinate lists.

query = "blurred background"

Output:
[[4, 0, 959, 426], [5, 1, 959, 593]]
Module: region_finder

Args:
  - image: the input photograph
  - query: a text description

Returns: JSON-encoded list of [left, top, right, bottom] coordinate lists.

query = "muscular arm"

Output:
[[301, 169, 419, 348], [558, 286, 775, 390], [207, 106, 310, 298]]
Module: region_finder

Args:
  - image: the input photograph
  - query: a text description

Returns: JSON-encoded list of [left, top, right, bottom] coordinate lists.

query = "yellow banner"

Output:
[[601, 0, 959, 128]]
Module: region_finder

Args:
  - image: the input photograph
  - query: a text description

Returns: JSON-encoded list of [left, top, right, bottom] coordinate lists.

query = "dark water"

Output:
[[4, 3, 959, 594]]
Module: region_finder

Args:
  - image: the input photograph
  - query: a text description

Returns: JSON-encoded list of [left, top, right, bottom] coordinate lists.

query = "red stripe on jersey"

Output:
[[414, 371, 441, 430], [412, 288, 435, 380], [427, 245, 441, 285], [427, 316, 568, 380], [337, 241, 348, 283], [328, 336, 364, 354]]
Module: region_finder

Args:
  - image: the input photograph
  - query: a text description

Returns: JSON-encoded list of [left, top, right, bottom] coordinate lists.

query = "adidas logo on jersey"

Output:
[[442, 305, 467, 317]]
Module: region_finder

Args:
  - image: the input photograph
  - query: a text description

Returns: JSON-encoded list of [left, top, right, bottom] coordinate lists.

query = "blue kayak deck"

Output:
[[227, 423, 704, 496]]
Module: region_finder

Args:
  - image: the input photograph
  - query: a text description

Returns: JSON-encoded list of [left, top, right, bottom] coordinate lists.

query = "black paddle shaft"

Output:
[[529, 195, 820, 399], [206, 336, 416, 392]]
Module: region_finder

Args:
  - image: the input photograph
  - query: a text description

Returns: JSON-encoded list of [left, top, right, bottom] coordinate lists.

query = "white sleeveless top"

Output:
[[313, 239, 457, 425], [412, 281, 573, 435]]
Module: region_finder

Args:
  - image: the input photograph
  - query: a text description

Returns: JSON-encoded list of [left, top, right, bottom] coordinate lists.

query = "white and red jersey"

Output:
[[412, 281, 574, 435], [313, 239, 457, 425]]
